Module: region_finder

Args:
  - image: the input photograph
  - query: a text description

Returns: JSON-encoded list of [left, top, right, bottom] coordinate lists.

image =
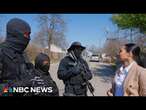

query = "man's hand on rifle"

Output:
[[70, 63, 83, 76]]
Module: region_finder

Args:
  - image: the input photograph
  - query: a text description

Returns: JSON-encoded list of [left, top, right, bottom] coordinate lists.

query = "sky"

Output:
[[0, 14, 118, 48]]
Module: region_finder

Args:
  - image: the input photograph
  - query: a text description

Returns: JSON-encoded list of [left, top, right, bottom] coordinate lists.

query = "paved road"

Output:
[[49, 61, 115, 96], [49, 62, 64, 96], [87, 62, 115, 96]]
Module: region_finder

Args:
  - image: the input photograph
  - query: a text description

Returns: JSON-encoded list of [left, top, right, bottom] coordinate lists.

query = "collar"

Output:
[[37, 68, 49, 76], [67, 52, 74, 60], [120, 61, 135, 74], [66, 52, 78, 62]]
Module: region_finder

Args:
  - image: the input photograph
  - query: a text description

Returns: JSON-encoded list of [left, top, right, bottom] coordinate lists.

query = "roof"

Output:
[[49, 44, 66, 53]]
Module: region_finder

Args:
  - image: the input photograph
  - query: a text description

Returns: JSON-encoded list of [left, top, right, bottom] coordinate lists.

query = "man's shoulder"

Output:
[[61, 56, 73, 62]]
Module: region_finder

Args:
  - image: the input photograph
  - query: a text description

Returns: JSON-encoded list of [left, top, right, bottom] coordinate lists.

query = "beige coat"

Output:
[[107, 62, 146, 96]]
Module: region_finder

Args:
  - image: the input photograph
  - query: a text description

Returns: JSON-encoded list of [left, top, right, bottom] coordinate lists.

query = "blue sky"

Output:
[[0, 14, 117, 48], [63, 14, 117, 48]]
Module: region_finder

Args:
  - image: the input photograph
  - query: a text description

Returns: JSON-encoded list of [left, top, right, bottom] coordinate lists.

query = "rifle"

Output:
[[70, 51, 95, 96]]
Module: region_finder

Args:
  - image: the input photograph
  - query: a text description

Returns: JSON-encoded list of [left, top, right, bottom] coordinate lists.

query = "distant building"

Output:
[[44, 44, 66, 61], [50, 44, 66, 53], [82, 50, 92, 58]]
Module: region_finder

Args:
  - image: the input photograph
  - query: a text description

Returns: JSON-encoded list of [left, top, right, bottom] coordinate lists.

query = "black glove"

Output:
[[70, 63, 84, 76]]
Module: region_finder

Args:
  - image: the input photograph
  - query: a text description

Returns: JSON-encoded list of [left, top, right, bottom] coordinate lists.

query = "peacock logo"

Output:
[[3, 87, 8, 93]]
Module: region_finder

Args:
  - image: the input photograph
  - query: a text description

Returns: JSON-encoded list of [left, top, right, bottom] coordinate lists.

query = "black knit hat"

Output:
[[5, 18, 31, 53], [67, 41, 86, 52], [35, 53, 50, 69], [6, 18, 31, 37]]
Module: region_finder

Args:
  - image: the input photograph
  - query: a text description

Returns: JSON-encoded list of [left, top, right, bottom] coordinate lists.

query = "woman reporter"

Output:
[[107, 43, 146, 96]]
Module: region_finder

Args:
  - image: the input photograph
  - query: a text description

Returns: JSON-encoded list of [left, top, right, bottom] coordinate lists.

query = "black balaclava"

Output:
[[73, 47, 83, 59], [5, 18, 31, 53], [35, 53, 50, 74]]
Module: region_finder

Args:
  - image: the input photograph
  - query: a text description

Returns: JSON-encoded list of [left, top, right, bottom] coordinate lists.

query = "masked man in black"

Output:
[[34, 53, 59, 96], [57, 42, 93, 96], [0, 18, 46, 96]]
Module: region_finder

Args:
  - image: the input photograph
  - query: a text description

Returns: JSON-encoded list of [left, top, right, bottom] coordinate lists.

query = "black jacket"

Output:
[[34, 69, 59, 96], [0, 44, 32, 81], [57, 54, 92, 96], [0, 44, 56, 96], [34, 53, 59, 96]]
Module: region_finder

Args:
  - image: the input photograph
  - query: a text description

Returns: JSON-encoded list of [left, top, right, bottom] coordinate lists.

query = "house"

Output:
[[44, 44, 66, 61]]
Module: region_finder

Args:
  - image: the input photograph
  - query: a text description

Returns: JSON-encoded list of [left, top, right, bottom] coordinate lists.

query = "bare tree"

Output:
[[103, 29, 127, 59], [32, 29, 47, 48], [88, 45, 100, 55], [25, 43, 42, 62], [33, 14, 68, 52]]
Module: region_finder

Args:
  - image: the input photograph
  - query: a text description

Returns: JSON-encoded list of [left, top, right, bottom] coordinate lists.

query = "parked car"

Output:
[[90, 55, 99, 62]]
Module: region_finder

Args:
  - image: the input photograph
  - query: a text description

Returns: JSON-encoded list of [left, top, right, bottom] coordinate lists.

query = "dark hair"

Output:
[[124, 43, 144, 67]]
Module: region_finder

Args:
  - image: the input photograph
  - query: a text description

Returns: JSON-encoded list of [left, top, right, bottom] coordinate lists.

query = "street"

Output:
[[49, 61, 115, 96], [87, 62, 115, 96]]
